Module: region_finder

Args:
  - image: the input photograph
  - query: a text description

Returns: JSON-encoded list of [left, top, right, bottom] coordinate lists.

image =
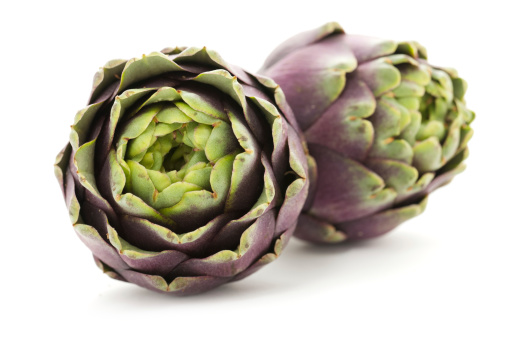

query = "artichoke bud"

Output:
[[260, 22, 474, 244], [55, 47, 309, 295]]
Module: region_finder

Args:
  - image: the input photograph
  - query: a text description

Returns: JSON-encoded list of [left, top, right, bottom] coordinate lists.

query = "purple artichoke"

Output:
[[259, 23, 474, 244], [54, 47, 309, 295]]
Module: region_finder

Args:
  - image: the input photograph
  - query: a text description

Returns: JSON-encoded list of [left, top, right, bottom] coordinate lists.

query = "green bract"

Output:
[[55, 47, 309, 295]]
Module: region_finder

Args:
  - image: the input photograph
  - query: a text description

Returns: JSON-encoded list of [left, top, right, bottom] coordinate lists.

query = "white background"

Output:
[[2, 0, 506, 337]]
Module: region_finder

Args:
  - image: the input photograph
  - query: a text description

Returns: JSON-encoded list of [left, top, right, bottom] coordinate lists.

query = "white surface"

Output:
[[2, 0, 506, 337]]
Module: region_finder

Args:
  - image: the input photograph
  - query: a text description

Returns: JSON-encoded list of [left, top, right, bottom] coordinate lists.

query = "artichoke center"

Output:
[[376, 55, 473, 174], [123, 102, 216, 193], [116, 97, 241, 212], [414, 68, 455, 143]]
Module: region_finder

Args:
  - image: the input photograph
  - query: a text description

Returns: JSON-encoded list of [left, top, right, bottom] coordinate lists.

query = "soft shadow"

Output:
[[89, 230, 437, 308], [262, 231, 439, 289], [90, 272, 292, 309]]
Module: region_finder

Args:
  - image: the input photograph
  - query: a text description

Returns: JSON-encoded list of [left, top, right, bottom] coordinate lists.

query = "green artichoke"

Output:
[[259, 22, 474, 243], [55, 47, 309, 295]]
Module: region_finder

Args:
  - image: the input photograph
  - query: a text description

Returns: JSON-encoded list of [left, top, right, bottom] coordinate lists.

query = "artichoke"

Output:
[[54, 47, 309, 295], [259, 23, 474, 244]]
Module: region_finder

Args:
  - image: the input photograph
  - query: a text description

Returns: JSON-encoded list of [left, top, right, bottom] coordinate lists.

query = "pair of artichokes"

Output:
[[55, 22, 474, 295]]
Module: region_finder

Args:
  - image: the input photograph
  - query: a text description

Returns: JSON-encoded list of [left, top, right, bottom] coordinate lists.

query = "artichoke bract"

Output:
[[259, 23, 474, 244], [55, 47, 309, 295]]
